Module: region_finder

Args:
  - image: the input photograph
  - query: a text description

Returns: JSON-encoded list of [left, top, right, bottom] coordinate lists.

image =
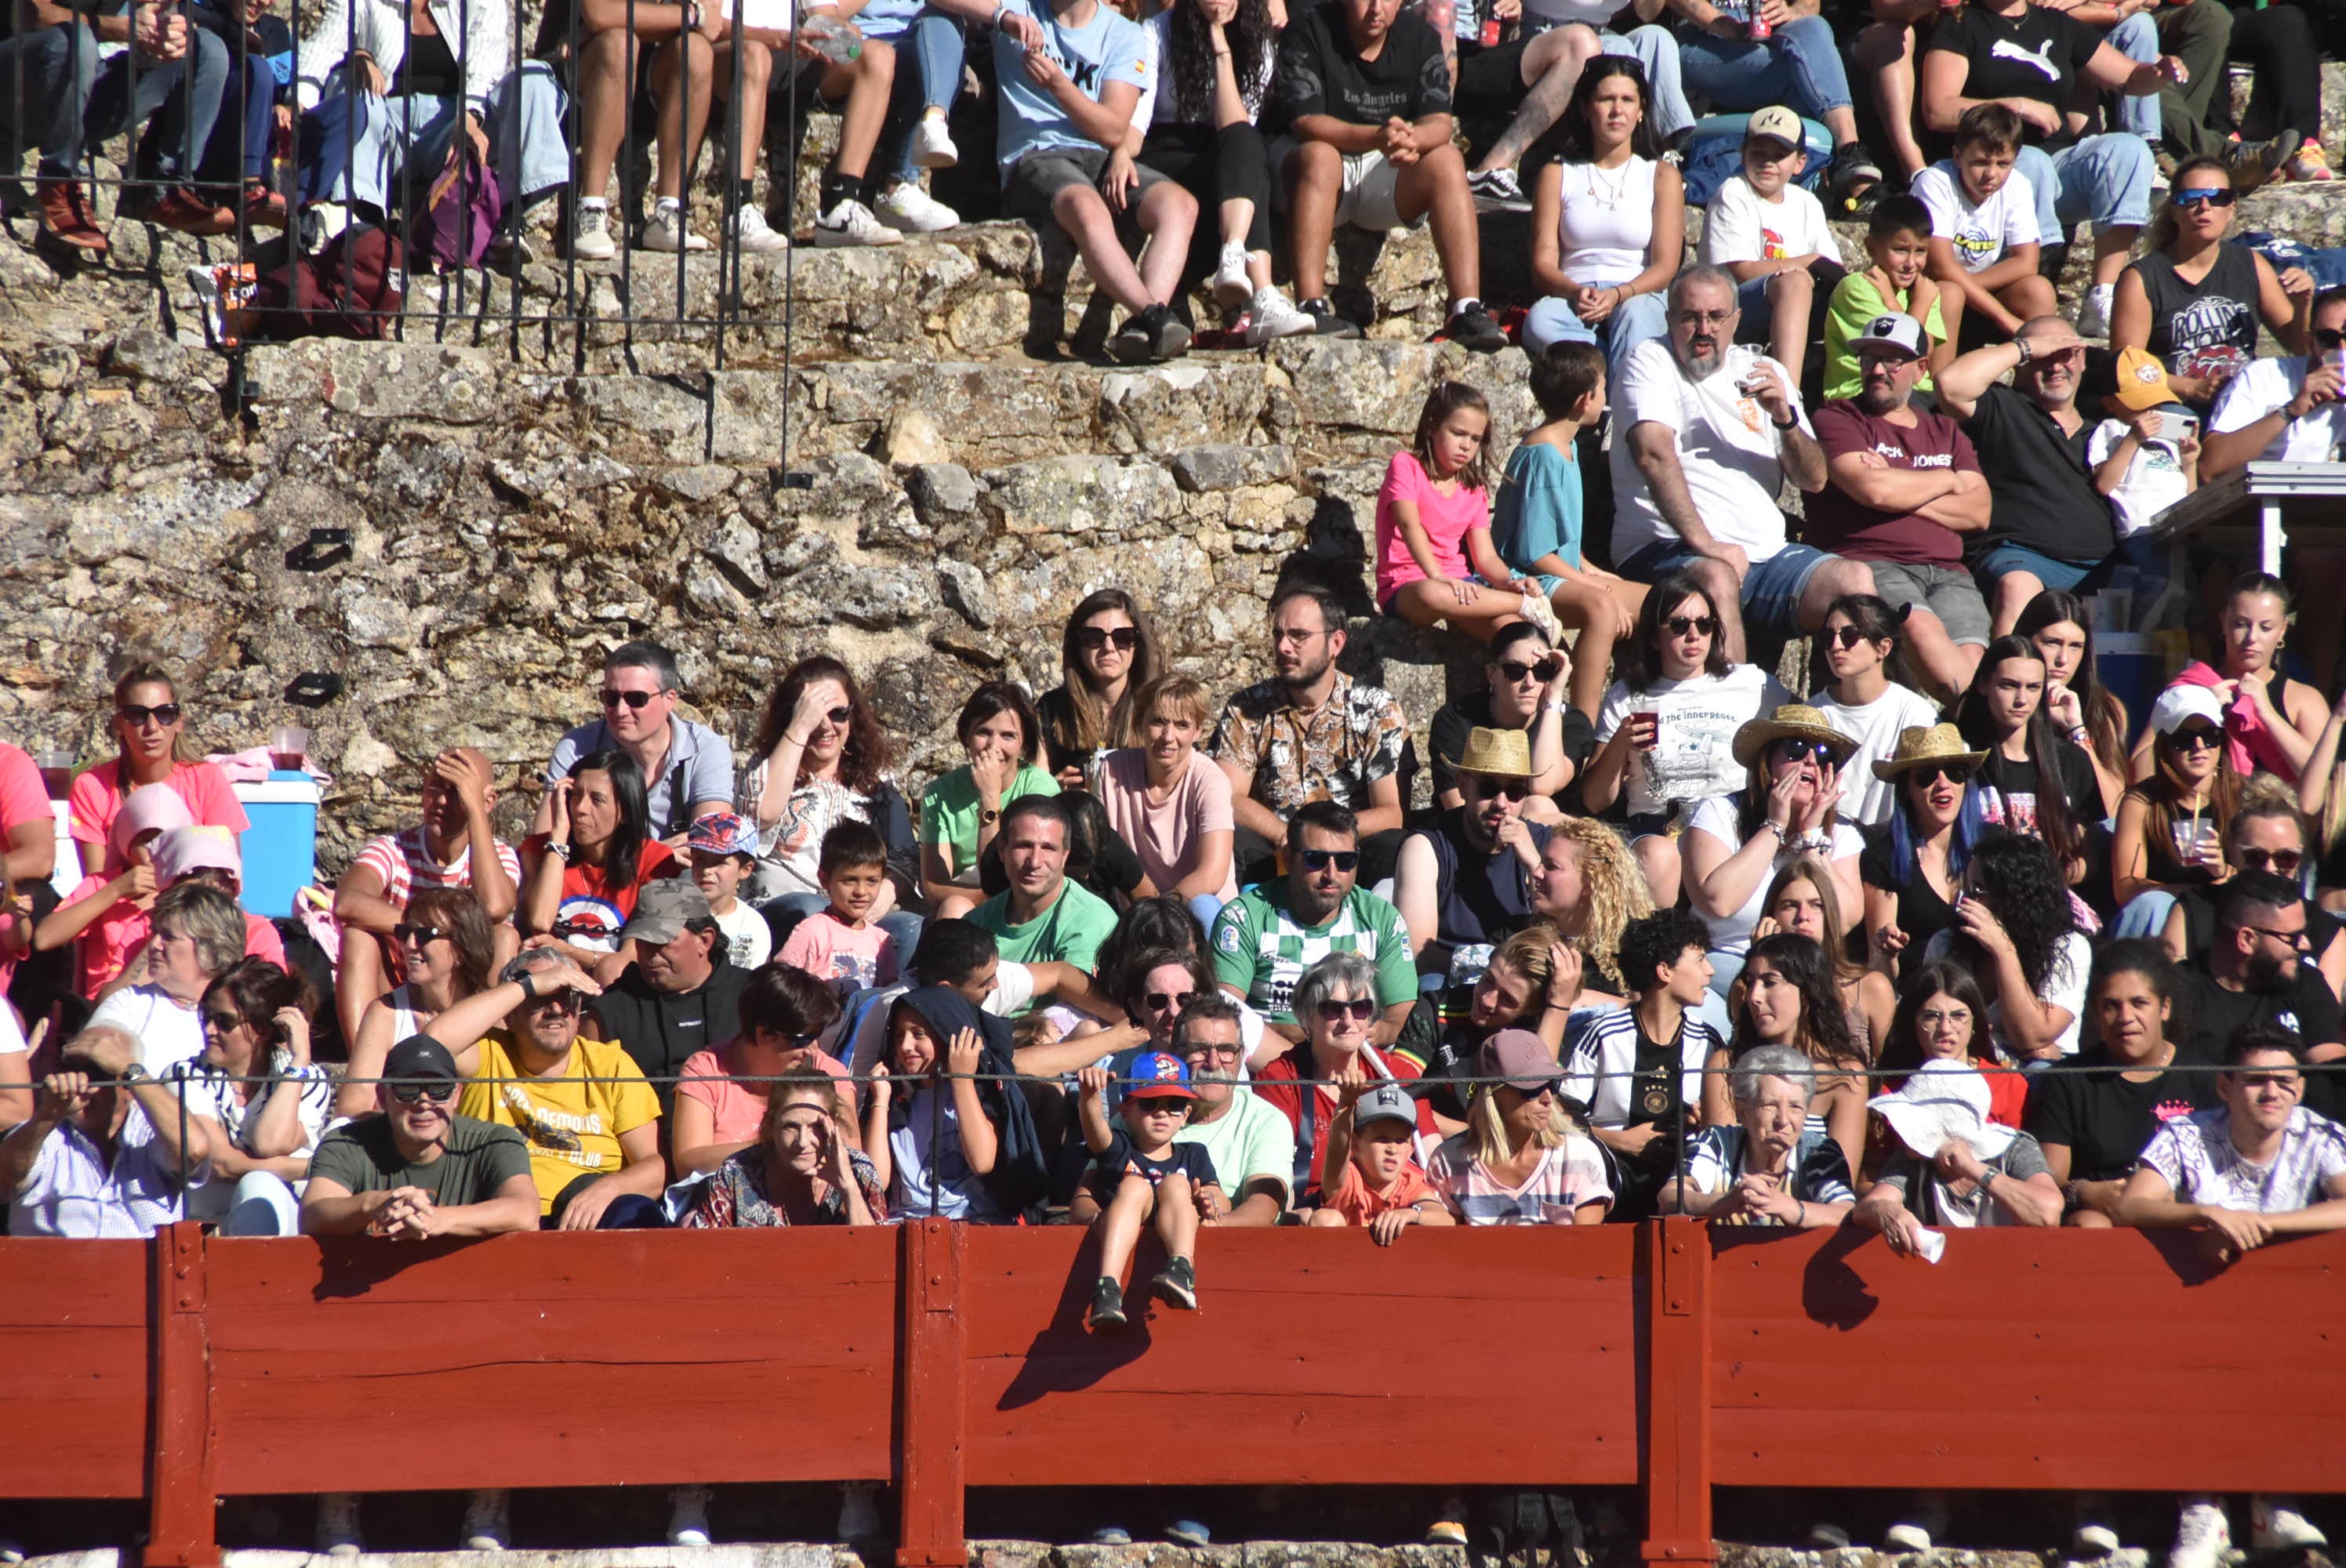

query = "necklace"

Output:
[[1585, 159, 1632, 211]]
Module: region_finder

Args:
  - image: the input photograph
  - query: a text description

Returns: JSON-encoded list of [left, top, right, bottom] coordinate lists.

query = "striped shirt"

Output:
[[1425, 1131, 1613, 1225], [9, 1110, 199, 1238], [1563, 1009, 1720, 1129], [351, 826, 523, 910], [1210, 884, 1416, 1025]]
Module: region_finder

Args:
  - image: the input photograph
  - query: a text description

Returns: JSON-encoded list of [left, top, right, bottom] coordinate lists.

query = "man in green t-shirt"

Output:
[[302, 1036, 539, 1240], [1209, 801, 1417, 1048], [970, 796, 1118, 1011]]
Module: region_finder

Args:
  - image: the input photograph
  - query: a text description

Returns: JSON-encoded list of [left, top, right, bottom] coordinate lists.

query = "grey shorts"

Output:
[[1864, 560, 1992, 647], [1003, 146, 1170, 227], [1268, 137, 1418, 231]]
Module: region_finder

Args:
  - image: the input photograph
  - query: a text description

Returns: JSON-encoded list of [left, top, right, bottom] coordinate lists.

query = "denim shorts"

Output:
[[1616, 539, 1829, 640], [1974, 542, 2094, 595]]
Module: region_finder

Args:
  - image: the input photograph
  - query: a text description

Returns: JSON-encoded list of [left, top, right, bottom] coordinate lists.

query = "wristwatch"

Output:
[[979, 808, 1000, 826], [547, 840, 574, 861]]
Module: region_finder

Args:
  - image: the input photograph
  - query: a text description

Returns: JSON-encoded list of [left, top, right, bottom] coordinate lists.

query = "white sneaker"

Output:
[[0, 1537, 23, 1564], [877, 181, 960, 233], [667, 1485, 714, 1547], [2077, 281, 2116, 338], [2072, 1520, 2123, 1557], [1885, 1492, 1948, 1554], [837, 1480, 883, 1541], [643, 200, 709, 252], [1210, 241, 1252, 308], [462, 1488, 511, 1552], [2251, 1497, 2327, 1551], [1883, 1522, 1934, 1552], [731, 203, 789, 253], [910, 109, 958, 169], [570, 198, 616, 260], [1244, 286, 1315, 346], [815, 197, 905, 247], [2170, 1497, 2230, 1568], [1520, 588, 1563, 643], [317, 1493, 363, 1556]]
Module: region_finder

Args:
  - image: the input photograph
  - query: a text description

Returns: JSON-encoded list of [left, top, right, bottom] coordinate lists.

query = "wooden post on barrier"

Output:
[[146, 1222, 218, 1568], [1640, 1218, 1714, 1568], [896, 1218, 969, 1568]]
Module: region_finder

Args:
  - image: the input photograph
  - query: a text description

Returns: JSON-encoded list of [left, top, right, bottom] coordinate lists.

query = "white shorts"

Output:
[[1269, 139, 1419, 232]]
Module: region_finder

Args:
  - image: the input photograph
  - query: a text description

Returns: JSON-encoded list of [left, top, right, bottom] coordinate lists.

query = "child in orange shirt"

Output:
[[1309, 1079, 1454, 1246]]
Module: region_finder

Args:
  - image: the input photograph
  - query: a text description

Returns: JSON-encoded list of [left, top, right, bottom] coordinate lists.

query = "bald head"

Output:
[[420, 746, 499, 840]]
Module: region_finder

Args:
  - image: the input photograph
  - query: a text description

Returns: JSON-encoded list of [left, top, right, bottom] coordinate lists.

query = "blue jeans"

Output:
[[2108, 12, 2160, 143], [865, 9, 964, 187], [1975, 540, 2094, 593], [85, 24, 229, 180], [1619, 539, 1833, 642], [2112, 889, 2179, 941], [1522, 289, 1670, 381], [2015, 136, 2153, 244], [0, 22, 98, 176], [302, 64, 568, 212], [1676, 15, 1851, 122], [198, 52, 276, 186]]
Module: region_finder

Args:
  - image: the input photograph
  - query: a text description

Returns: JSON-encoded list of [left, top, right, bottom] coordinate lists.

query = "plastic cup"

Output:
[[271, 725, 311, 771]]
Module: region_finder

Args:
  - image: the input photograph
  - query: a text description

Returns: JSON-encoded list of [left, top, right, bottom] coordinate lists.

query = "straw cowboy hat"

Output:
[[1730, 705, 1858, 770], [1870, 723, 1989, 782], [1444, 726, 1535, 779]]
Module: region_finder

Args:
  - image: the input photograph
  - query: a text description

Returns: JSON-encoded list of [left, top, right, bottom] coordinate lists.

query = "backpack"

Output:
[[408, 142, 502, 273], [251, 223, 407, 341], [1475, 1489, 1587, 1568], [1677, 111, 1832, 208]]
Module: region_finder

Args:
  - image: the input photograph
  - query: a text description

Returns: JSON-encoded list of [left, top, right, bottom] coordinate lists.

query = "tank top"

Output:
[[2129, 245, 2261, 401], [1554, 155, 1658, 290], [386, 984, 424, 1043]]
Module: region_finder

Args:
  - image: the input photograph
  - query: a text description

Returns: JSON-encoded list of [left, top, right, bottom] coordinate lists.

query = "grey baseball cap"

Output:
[[1352, 1080, 1419, 1131]]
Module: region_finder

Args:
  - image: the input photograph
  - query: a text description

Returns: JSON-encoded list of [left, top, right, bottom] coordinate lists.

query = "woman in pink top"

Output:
[[1375, 383, 1563, 647], [69, 662, 248, 877], [1092, 675, 1237, 928], [672, 964, 860, 1177]]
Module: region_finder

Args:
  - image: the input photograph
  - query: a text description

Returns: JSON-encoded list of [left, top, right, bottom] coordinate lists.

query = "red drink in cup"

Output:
[[1748, 5, 1771, 38]]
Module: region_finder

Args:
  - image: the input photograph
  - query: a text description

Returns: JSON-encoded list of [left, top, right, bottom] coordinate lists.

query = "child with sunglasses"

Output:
[[1077, 1053, 1220, 1330]]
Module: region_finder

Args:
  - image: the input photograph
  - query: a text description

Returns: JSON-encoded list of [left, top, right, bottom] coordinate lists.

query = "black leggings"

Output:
[[2224, 2, 2322, 149], [1138, 119, 1273, 256]]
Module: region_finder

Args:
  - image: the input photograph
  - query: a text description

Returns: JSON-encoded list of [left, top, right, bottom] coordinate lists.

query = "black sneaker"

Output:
[[1301, 297, 1362, 339], [1088, 1276, 1128, 1331], [1149, 1254, 1197, 1311], [1111, 303, 1189, 365], [1467, 166, 1529, 211], [1443, 303, 1507, 353]]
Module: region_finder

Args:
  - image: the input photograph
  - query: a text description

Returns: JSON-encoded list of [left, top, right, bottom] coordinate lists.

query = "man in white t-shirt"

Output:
[[2202, 285, 2346, 477], [1611, 263, 1872, 665]]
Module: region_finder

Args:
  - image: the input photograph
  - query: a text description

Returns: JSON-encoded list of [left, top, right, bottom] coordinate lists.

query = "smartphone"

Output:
[[2159, 410, 2200, 443]]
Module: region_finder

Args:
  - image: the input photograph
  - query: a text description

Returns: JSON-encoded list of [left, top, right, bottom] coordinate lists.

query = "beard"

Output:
[[2244, 951, 2294, 995]]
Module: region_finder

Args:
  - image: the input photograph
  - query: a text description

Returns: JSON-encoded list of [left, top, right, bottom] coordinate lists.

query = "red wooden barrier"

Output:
[[5, 1221, 2343, 1568]]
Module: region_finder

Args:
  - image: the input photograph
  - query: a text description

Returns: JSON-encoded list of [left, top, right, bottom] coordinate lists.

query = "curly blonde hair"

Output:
[[1541, 818, 1653, 987]]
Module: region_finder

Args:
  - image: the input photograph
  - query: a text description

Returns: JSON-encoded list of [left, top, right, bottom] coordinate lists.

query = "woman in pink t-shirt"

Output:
[[1375, 383, 1563, 644], [68, 662, 249, 877], [673, 964, 861, 1177], [1091, 674, 1237, 927]]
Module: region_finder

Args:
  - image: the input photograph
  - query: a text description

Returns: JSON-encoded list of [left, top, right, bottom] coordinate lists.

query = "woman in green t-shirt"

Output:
[[920, 683, 1061, 919]]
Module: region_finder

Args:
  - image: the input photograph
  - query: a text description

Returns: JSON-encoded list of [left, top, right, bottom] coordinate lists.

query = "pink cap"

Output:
[[151, 824, 242, 887], [111, 785, 195, 858]]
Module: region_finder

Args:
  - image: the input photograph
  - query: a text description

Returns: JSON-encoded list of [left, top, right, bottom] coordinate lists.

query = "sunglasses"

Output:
[[1773, 740, 1836, 766], [2315, 328, 2345, 351], [1908, 762, 1974, 788], [1076, 626, 1140, 652], [820, 705, 852, 725], [1143, 990, 1197, 1014], [201, 1009, 244, 1033], [394, 922, 448, 946], [600, 688, 665, 710], [1664, 615, 1717, 638], [1318, 997, 1377, 1022], [1825, 626, 1875, 650], [1505, 1080, 1560, 1101], [1496, 659, 1556, 684], [390, 1082, 457, 1105], [1298, 848, 1359, 873], [2164, 728, 2221, 752], [1472, 777, 1532, 802], [2170, 187, 2236, 210], [523, 989, 583, 1015], [2238, 847, 2304, 876], [118, 702, 183, 728]]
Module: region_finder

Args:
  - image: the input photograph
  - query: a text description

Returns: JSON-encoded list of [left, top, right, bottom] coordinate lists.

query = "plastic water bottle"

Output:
[[800, 12, 862, 61]]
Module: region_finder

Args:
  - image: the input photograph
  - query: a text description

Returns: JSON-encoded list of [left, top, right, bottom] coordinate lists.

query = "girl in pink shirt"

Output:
[[1375, 383, 1564, 646]]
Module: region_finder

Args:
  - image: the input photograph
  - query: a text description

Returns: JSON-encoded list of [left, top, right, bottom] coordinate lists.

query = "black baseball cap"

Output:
[[383, 1034, 459, 1087]]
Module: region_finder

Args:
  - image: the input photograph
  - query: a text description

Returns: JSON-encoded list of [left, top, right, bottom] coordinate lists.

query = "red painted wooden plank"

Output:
[[144, 1223, 217, 1568], [0, 1240, 153, 1497], [896, 1220, 968, 1568], [1641, 1218, 1713, 1568]]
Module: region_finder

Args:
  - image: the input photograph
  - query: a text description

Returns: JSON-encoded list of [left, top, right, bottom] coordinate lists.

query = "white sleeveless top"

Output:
[[1555, 155, 1658, 289], [385, 984, 425, 1043]]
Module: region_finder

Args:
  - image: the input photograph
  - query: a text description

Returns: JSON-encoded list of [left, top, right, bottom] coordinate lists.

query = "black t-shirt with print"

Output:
[[1272, 0, 1451, 132], [2022, 1048, 2221, 1184], [1960, 384, 2119, 565], [2173, 963, 2346, 1120], [1923, 3, 2101, 152], [1974, 742, 2101, 842]]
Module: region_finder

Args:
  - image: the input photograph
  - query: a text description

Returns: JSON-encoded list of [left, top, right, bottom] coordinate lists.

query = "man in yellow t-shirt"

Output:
[[424, 949, 666, 1229]]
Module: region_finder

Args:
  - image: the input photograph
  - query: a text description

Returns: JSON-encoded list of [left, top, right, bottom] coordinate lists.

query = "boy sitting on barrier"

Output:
[[1308, 1074, 1451, 1244], [1077, 1053, 1220, 1330]]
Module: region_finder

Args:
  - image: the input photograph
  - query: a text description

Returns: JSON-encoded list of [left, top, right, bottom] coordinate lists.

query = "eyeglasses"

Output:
[[2238, 847, 2304, 876], [1663, 615, 1717, 638], [1672, 310, 1734, 328], [389, 1082, 457, 1105], [393, 922, 448, 946], [1076, 626, 1140, 652], [1496, 659, 1552, 684], [201, 1010, 244, 1033], [1908, 762, 1974, 788], [2242, 924, 2312, 951], [1272, 627, 1330, 646], [1143, 990, 1197, 1014], [1773, 740, 1836, 766], [2315, 328, 2346, 351], [1825, 626, 1874, 650], [118, 702, 183, 728], [1318, 997, 1377, 1022], [2170, 187, 2236, 210], [2163, 728, 2221, 753], [1182, 1044, 1244, 1062], [1298, 848, 1359, 873], [600, 688, 666, 710]]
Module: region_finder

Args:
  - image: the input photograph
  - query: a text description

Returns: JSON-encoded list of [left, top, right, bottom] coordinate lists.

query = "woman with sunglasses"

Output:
[[164, 956, 334, 1235], [1092, 675, 1237, 930], [1254, 950, 1433, 1204], [69, 662, 249, 879], [2141, 572, 2329, 789], [1807, 593, 1940, 828], [1588, 571, 1792, 909], [1425, 1028, 1611, 1225], [1701, 932, 1868, 1177], [1683, 706, 1865, 1000], [921, 683, 1061, 919], [1862, 723, 1986, 983], [1954, 635, 2098, 887], [1430, 623, 1596, 819], [520, 749, 677, 977], [674, 964, 858, 1178], [2112, 686, 2239, 939], [2015, 590, 2130, 818], [2110, 158, 2315, 416], [742, 657, 918, 915], [1746, 855, 1895, 1065], [1037, 591, 1161, 791], [2163, 778, 2346, 999], [339, 888, 497, 1120], [1923, 829, 2090, 1068]]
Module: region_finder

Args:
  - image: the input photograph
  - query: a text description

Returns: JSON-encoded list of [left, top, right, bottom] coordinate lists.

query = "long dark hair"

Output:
[[1618, 571, 1730, 691], [1046, 590, 1160, 758], [1165, 0, 1275, 125], [1955, 635, 2080, 861], [1959, 831, 2077, 996], [1879, 960, 1992, 1083], [1887, 768, 1981, 885], [1815, 593, 1919, 697], [572, 748, 650, 891], [1732, 932, 1859, 1069], [402, 887, 496, 1001], [2014, 590, 2126, 782], [1556, 55, 1658, 164], [2131, 715, 2241, 865], [750, 656, 890, 795], [202, 956, 320, 1069]]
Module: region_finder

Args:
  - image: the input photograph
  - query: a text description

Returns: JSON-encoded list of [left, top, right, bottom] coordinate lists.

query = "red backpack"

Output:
[[252, 223, 407, 341]]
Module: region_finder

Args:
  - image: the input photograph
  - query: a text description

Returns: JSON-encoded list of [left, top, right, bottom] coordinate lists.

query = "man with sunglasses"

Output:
[[1393, 728, 1552, 996], [542, 641, 734, 844], [2203, 285, 2346, 477], [2170, 873, 2346, 1123], [1210, 800, 1417, 1051], [300, 1034, 537, 1239], [2163, 794, 2346, 1000], [1937, 317, 2129, 636]]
